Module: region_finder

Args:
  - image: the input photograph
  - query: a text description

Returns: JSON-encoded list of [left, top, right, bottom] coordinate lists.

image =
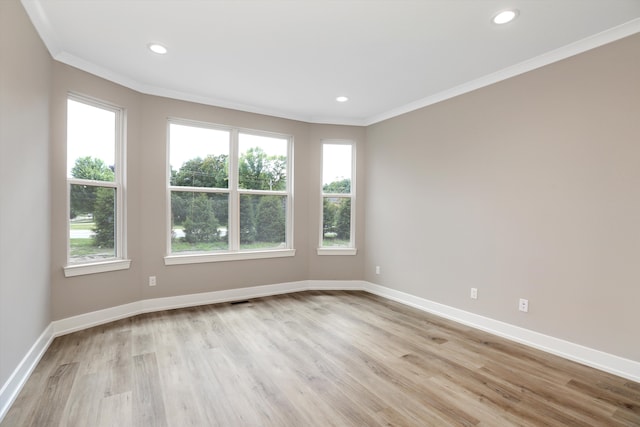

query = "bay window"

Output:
[[166, 120, 293, 264]]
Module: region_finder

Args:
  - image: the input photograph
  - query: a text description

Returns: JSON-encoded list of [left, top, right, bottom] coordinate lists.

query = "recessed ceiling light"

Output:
[[492, 9, 519, 25], [148, 43, 168, 55], [336, 96, 349, 103]]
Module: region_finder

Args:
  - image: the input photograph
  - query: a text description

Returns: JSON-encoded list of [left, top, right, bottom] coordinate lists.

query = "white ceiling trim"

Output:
[[22, 0, 61, 56], [54, 47, 371, 125], [54, 51, 319, 124], [21, 1, 640, 127], [365, 17, 640, 126]]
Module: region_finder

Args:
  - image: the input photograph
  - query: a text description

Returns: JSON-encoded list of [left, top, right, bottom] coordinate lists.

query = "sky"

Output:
[[169, 123, 229, 169], [169, 122, 290, 171], [67, 99, 116, 177], [322, 143, 352, 185]]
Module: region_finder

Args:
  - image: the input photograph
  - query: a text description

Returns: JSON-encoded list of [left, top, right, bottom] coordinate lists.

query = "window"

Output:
[[319, 141, 356, 255], [65, 95, 129, 276], [166, 120, 293, 264]]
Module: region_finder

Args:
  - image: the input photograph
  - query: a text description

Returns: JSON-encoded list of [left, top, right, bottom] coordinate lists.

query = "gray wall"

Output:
[[50, 64, 366, 320], [364, 33, 640, 361], [0, 0, 52, 390]]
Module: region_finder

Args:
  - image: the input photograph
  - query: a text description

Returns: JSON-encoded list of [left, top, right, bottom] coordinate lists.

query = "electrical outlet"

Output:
[[470, 288, 478, 299], [519, 298, 529, 312], [375, 266, 381, 275], [149, 276, 157, 287]]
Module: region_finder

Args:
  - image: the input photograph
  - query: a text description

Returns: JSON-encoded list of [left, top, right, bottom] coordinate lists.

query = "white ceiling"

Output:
[[22, 0, 640, 126]]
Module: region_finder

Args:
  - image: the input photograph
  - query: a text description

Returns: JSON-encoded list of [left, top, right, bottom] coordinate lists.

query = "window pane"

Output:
[[171, 191, 229, 253], [322, 197, 351, 247], [240, 194, 286, 249], [67, 99, 116, 181], [322, 144, 352, 194], [69, 184, 116, 262], [238, 133, 288, 191], [170, 123, 230, 188]]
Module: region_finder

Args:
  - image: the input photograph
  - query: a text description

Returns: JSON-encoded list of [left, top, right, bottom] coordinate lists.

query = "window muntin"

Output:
[[321, 142, 355, 248], [168, 120, 293, 258], [169, 123, 230, 254], [67, 96, 125, 265]]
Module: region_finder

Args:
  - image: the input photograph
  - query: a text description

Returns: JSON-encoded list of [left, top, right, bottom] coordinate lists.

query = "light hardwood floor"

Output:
[[2, 291, 639, 426]]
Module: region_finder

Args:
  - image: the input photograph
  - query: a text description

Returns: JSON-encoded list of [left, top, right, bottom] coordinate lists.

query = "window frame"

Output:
[[165, 118, 295, 265], [317, 139, 357, 256], [64, 93, 130, 277]]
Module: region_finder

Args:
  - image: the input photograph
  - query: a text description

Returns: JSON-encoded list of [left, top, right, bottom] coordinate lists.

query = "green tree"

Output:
[[266, 156, 287, 191], [170, 149, 286, 245], [183, 194, 220, 243], [240, 196, 256, 244], [255, 196, 285, 242], [336, 198, 351, 240], [93, 187, 114, 248], [171, 155, 228, 226], [171, 155, 228, 188], [69, 156, 116, 249], [323, 178, 351, 194], [239, 148, 265, 189], [171, 192, 189, 225], [71, 156, 114, 181], [323, 198, 337, 236], [70, 156, 114, 217], [239, 148, 286, 191]]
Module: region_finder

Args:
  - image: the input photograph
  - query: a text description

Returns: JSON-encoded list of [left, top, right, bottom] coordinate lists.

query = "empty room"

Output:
[[1, 0, 640, 425]]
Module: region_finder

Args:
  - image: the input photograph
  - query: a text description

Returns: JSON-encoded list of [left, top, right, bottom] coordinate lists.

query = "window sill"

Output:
[[317, 247, 358, 256], [64, 259, 132, 277], [164, 249, 296, 265]]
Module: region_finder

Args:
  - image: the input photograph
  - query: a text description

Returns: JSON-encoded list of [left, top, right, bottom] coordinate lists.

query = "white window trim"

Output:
[[166, 119, 294, 265], [164, 249, 295, 265], [317, 247, 357, 256], [64, 259, 132, 277], [317, 140, 356, 255], [64, 93, 130, 276]]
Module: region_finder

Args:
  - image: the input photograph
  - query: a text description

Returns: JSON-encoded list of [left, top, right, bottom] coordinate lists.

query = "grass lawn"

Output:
[[321, 238, 351, 247], [70, 238, 113, 257], [171, 240, 229, 253], [70, 222, 95, 230]]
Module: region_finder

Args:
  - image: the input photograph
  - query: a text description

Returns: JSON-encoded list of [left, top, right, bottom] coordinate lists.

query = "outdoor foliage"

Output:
[[93, 187, 115, 248], [336, 198, 351, 240], [171, 148, 287, 250], [70, 156, 115, 249], [255, 196, 286, 242], [239, 147, 286, 191], [240, 196, 256, 244], [171, 155, 228, 188], [323, 178, 350, 194], [323, 197, 351, 241], [323, 178, 351, 244], [323, 198, 336, 236], [70, 156, 114, 217], [182, 194, 220, 243]]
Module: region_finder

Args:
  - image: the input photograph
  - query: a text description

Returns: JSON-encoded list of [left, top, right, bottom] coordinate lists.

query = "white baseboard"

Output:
[[52, 280, 370, 337], [3, 279, 639, 422], [0, 324, 54, 422], [364, 282, 640, 383], [307, 279, 368, 291]]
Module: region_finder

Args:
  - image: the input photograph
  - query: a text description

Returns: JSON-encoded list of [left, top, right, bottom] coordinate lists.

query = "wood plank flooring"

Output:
[[2, 291, 639, 426]]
